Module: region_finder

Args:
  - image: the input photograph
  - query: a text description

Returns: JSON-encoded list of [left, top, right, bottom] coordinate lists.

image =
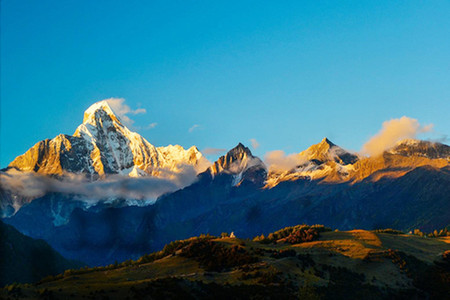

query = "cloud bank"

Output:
[[361, 116, 433, 156], [0, 166, 199, 202]]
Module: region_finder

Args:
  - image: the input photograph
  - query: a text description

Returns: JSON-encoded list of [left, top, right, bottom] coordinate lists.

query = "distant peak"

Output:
[[82, 100, 121, 124], [319, 137, 335, 147], [206, 142, 265, 178], [188, 145, 201, 153], [305, 138, 336, 154], [227, 143, 252, 157], [387, 139, 450, 159], [299, 138, 358, 165]]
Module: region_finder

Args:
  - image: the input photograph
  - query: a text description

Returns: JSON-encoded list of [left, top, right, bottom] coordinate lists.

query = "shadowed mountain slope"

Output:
[[0, 220, 84, 286]]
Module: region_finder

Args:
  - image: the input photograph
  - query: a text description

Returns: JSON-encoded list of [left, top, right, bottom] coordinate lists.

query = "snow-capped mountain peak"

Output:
[[8, 101, 209, 178], [298, 137, 359, 166], [208, 143, 264, 175], [265, 138, 359, 187], [81, 100, 120, 125], [74, 100, 131, 139], [203, 143, 267, 186]]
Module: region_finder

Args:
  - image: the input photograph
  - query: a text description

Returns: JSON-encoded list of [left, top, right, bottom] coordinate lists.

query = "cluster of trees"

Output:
[[385, 249, 408, 272], [253, 224, 331, 244], [179, 238, 258, 271], [373, 229, 404, 234], [409, 228, 450, 237], [443, 250, 450, 261], [373, 227, 450, 238], [284, 228, 319, 244], [137, 233, 217, 265]]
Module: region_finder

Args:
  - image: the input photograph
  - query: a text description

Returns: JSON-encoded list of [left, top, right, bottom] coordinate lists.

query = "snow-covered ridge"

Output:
[[265, 138, 450, 188], [265, 138, 359, 187], [207, 143, 266, 176], [204, 143, 267, 186], [296, 137, 359, 165], [387, 139, 450, 160], [9, 101, 210, 178], [82, 100, 119, 124]]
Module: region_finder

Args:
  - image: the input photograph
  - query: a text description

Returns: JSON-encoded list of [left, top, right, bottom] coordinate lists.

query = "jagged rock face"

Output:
[[266, 138, 450, 187], [266, 138, 360, 187], [208, 143, 261, 174], [297, 138, 359, 166], [8, 134, 94, 175], [387, 139, 450, 159], [205, 143, 267, 186], [349, 140, 449, 182], [8, 101, 209, 178]]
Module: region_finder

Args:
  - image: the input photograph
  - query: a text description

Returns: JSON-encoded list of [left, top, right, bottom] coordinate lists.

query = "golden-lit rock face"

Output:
[[265, 138, 450, 188], [298, 138, 358, 165], [9, 134, 87, 175], [350, 153, 448, 182], [8, 101, 209, 178]]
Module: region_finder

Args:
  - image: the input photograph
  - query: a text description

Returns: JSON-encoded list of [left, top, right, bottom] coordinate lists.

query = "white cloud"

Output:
[[145, 122, 158, 130], [264, 150, 303, 172], [188, 124, 200, 133], [250, 138, 260, 149], [361, 116, 434, 156], [133, 108, 147, 115], [104, 98, 146, 126]]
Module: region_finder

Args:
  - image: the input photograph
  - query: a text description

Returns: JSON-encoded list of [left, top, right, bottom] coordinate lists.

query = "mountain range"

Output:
[[1, 101, 449, 266]]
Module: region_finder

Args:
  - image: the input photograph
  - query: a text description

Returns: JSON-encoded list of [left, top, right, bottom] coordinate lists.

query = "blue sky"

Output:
[[1, 1, 449, 167]]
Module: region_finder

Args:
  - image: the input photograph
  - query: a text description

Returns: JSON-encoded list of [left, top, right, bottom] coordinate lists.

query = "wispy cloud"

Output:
[[203, 148, 227, 155], [132, 108, 147, 115], [431, 134, 449, 144], [104, 98, 146, 126], [145, 122, 158, 130], [264, 150, 303, 172], [188, 124, 200, 133], [250, 138, 260, 149], [361, 116, 433, 156]]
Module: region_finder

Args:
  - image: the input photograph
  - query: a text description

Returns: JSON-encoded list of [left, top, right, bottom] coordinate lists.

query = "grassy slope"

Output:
[[2, 230, 449, 299]]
